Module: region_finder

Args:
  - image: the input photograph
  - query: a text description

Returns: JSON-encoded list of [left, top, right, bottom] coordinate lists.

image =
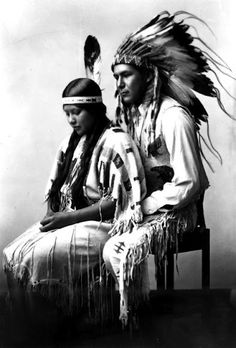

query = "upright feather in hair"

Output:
[[84, 35, 101, 86]]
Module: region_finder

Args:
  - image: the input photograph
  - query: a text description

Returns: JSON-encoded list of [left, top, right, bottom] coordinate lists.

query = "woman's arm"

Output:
[[39, 198, 116, 232]]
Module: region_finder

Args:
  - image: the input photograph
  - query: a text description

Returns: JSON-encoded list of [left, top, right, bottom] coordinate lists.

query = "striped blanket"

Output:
[[3, 125, 146, 320]]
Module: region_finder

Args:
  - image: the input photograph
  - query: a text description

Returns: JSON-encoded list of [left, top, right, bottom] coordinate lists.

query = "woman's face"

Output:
[[63, 104, 95, 136]]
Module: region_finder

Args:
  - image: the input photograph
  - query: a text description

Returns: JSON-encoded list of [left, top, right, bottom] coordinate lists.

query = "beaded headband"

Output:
[[111, 54, 153, 71], [62, 96, 103, 104]]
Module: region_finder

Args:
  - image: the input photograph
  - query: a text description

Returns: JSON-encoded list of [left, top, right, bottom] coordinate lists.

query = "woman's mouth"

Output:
[[73, 126, 81, 132]]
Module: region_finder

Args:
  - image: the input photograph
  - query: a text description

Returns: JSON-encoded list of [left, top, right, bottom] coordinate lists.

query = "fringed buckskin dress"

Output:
[[3, 125, 146, 319]]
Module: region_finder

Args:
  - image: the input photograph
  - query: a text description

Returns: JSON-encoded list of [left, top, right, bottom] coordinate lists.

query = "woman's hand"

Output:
[[39, 199, 116, 232], [39, 212, 75, 232], [41, 210, 55, 221]]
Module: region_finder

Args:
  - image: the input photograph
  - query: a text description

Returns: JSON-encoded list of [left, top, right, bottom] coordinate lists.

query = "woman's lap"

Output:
[[3, 220, 112, 286]]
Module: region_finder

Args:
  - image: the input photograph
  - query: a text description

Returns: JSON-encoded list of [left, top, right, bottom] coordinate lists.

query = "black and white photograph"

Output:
[[0, 0, 236, 347]]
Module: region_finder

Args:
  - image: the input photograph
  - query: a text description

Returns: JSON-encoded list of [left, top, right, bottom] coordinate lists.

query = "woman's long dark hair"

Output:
[[47, 78, 110, 211]]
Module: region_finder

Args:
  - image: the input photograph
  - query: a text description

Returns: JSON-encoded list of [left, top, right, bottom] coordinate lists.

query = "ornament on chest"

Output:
[[146, 165, 174, 195]]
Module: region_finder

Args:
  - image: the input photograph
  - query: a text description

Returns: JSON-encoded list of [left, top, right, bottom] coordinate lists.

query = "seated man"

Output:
[[103, 11, 234, 325]]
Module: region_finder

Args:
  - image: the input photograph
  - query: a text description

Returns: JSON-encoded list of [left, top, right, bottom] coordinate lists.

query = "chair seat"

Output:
[[174, 225, 210, 254]]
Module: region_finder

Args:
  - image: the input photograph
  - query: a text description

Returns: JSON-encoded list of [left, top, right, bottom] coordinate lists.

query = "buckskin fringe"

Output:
[[118, 203, 197, 325]]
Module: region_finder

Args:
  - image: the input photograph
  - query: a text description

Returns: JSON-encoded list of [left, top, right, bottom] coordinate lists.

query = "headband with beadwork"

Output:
[[62, 96, 103, 105], [112, 54, 153, 70]]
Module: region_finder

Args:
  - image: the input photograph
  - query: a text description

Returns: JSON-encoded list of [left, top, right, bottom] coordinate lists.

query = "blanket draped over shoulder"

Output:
[[3, 125, 146, 321]]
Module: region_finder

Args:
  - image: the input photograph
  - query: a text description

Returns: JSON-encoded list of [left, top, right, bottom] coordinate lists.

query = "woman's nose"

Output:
[[68, 114, 76, 124]]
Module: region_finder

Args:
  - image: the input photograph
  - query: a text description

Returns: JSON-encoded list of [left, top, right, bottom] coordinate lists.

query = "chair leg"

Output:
[[155, 252, 174, 290], [166, 252, 174, 289], [154, 255, 165, 290], [202, 228, 210, 289]]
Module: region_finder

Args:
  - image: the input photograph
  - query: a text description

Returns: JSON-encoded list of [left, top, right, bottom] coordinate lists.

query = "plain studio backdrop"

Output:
[[0, 0, 236, 292]]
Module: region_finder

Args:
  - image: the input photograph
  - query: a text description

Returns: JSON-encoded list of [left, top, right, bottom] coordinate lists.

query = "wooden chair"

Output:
[[154, 195, 210, 290]]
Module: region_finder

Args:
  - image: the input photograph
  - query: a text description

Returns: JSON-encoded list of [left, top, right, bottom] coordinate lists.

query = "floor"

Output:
[[0, 289, 236, 348]]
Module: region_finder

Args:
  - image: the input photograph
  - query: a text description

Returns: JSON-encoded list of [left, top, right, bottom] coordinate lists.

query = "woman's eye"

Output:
[[65, 110, 80, 117]]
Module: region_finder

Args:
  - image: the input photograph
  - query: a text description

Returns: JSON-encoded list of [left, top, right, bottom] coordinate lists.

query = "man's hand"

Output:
[[141, 196, 158, 215], [39, 212, 75, 232]]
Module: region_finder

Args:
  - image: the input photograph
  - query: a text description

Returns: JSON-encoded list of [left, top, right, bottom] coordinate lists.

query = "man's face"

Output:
[[113, 64, 147, 106]]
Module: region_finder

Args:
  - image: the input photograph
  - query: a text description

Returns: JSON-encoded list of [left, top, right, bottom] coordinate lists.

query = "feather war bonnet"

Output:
[[112, 11, 235, 165]]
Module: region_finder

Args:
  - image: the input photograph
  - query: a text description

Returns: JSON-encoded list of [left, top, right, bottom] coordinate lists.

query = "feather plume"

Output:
[[84, 35, 101, 86]]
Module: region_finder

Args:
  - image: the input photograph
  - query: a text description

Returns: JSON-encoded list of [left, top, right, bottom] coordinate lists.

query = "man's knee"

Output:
[[103, 237, 122, 279], [103, 238, 115, 267]]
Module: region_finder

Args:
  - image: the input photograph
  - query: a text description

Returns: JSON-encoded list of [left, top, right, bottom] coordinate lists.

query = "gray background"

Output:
[[0, 0, 236, 291]]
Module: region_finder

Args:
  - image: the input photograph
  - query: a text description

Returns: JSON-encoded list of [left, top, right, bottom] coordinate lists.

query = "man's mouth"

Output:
[[120, 91, 129, 97]]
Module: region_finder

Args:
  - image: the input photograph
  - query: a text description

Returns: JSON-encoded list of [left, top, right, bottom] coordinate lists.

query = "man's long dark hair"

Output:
[[47, 78, 110, 211]]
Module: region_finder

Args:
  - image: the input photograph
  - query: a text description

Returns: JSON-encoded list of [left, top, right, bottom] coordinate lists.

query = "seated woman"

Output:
[[3, 78, 146, 324]]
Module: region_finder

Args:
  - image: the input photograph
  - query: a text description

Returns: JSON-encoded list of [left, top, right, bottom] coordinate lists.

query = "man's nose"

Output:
[[117, 76, 124, 88]]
